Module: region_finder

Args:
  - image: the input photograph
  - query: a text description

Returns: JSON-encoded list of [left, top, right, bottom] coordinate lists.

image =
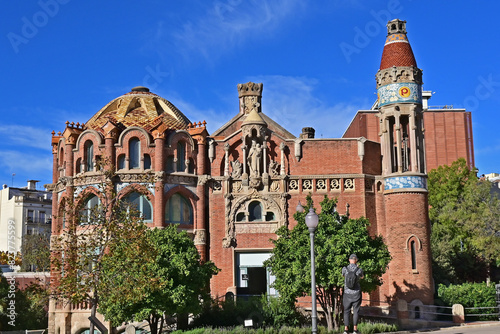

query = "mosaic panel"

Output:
[[377, 82, 422, 107], [384, 175, 427, 190]]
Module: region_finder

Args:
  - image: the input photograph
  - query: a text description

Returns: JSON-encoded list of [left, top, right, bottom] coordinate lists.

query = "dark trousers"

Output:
[[343, 293, 361, 327]]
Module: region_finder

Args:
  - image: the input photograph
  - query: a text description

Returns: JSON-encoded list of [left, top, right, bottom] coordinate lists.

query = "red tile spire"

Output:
[[379, 19, 417, 70]]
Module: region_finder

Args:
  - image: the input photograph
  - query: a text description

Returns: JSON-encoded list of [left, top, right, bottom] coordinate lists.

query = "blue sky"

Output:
[[1, 0, 499, 188]]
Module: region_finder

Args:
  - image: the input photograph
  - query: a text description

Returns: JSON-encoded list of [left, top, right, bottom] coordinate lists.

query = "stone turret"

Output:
[[377, 19, 433, 305]]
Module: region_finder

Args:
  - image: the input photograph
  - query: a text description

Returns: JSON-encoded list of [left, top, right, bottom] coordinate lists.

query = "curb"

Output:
[[388, 321, 500, 333]]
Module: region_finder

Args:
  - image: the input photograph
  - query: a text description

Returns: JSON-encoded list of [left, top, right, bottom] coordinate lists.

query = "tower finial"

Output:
[[387, 19, 407, 35]]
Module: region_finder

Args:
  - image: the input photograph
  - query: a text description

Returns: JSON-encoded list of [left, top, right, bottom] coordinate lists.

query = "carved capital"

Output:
[[194, 229, 206, 245], [197, 175, 211, 186], [154, 171, 165, 183]]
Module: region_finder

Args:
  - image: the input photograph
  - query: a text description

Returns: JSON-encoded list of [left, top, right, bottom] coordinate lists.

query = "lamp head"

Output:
[[305, 207, 319, 230], [296, 201, 304, 213]]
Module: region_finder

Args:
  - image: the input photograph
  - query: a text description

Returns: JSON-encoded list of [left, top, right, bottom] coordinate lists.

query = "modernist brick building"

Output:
[[48, 19, 473, 333]]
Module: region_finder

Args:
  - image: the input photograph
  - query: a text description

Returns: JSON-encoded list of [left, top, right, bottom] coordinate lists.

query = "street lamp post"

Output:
[[305, 207, 319, 334]]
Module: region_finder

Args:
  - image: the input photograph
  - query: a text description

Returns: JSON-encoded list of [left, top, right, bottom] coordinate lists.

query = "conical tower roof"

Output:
[[379, 19, 417, 70]]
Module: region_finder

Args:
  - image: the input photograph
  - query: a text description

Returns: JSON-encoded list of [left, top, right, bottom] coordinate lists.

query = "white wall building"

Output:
[[0, 180, 52, 258]]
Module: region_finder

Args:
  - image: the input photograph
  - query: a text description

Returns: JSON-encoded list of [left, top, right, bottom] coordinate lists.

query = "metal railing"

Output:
[[407, 304, 453, 321], [464, 306, 500, 320]]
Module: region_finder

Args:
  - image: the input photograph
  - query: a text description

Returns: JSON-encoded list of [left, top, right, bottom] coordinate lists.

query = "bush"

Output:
[[356, 321, 398, 334], [191, 296, 265, 328], [174, 323, 397, 333], [260, 295, 305, 328], [437, 282, 497, 320], [191, 294, 306, 329]]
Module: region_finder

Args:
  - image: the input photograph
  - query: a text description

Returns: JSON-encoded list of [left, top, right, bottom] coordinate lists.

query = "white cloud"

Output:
[[0, 125, 52, 151], [0, 150, 52, 174], [170, 0, 305, 61], [248, 75, 368, 138]]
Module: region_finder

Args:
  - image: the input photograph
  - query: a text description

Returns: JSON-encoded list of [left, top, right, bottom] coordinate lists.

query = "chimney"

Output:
[[27, 180, 39, 190], [300, 127, 315, 139]]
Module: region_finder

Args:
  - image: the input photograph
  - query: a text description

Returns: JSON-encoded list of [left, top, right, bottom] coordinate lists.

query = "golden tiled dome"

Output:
[[85, 87, 191, 132]]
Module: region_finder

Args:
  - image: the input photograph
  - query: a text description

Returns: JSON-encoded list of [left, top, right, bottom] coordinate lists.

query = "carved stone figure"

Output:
[[231, 159, 242, 178], [268, 160, 279, 177], [247, 140, 262, 177]]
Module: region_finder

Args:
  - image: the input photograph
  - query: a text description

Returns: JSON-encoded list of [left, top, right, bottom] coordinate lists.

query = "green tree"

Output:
[[21, 227, 51, 272], [428, 158, 500, 284], [51, 163, 154, 334], [264, 195, 391, 331], [0, 274, 49, 330], [98, 225, 219, 334]]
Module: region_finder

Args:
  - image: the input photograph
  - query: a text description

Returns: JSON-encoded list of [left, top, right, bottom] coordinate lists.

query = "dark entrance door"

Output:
[[247, 267, 267, 295]]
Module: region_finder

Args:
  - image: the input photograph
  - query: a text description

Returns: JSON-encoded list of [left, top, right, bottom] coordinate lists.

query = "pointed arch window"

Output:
[[129, 137, 141, 169], [84, 140, 94, 172], [165, 193, 193, 224], [123, 192, 153, 222], [411, 240, 417, 270]]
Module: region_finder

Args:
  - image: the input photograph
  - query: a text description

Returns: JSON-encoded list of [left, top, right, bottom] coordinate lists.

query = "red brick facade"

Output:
[[343, 108, 474, 172], [47, 19, 454, 334]]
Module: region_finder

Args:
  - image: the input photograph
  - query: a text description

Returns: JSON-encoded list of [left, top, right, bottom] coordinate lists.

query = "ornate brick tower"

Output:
[[376, 19, 433, 305], [47, 86, 209, 334]]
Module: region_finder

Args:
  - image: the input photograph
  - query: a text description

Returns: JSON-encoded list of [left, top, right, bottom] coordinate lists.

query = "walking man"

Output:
[[342, 254, 364, 334]]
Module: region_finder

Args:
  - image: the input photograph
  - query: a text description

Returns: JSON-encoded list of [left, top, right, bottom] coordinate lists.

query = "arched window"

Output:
[[59, 147, 64, 166], [177, 142, 186, 172], [75, 158, 81, 174], [144, 154, 151, 170], [248, 201, 262, 221], [84, 140, 94, 172], [411, 240, 417, 270], [123, 192, 152, 222], [80, 194, 99, 225], [129, 137, 140, 169], [117, 154, 125, 170], [165, 193, 192, 224]]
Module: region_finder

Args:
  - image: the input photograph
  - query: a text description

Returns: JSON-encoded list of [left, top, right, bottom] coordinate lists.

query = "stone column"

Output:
[[395, 116, 403, 173], [280, 142, 286, 175], [195, 182, 207, 261], [224, 143, 230, 177], [241, 144, 248, 186], [195, 139, 207, 260], [153, 133, 165, 227], [262, 140, 268, 185], [381, 117, 391, 175], [409, 108, 418, 172]]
